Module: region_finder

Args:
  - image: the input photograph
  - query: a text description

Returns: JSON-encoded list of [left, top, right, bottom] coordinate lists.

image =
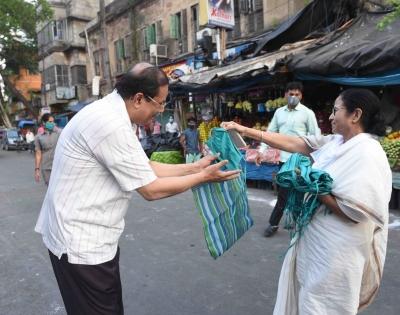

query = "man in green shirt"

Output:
[[264, 81, 320, 237]]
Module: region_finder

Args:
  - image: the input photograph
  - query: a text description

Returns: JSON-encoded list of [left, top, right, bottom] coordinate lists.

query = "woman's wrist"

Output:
[[35, 167, 40, 171]]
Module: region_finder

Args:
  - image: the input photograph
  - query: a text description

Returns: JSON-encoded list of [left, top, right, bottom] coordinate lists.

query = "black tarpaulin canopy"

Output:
[[287, 12, 400, 76]]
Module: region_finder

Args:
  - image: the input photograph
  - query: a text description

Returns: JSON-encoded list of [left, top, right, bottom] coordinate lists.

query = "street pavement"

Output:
[[0, 150, 399, 315]]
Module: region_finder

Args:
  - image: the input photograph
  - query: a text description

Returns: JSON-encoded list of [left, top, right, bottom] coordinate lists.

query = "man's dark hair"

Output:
[[41, 113, 53, 124], [286, 81, 303, 93], [187, 117, 196, 123], [114, 65, 169, 100]]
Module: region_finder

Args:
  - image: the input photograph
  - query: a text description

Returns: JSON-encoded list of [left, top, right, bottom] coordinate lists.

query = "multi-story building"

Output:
[[83, 0, 305, 97], [36, 0, 100, 113]]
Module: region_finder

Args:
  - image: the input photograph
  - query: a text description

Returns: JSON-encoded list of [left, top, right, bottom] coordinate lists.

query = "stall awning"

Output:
[[288, 12, 400, 77], [295, 68, 400, 86], [175, 39, 316, 86]]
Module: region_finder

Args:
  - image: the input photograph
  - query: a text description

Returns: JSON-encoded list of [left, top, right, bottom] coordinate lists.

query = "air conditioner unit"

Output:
[[45, 83, 51, 91], [149, 44, 168, 58]]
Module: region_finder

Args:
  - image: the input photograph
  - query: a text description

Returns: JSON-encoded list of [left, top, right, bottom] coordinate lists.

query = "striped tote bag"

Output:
[[192, 128, 253, 258]]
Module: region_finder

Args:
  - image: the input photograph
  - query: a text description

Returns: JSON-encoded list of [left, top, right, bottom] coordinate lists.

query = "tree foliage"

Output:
[[0, 0, 52, 124], [377, 0, 400, 29], [0, 0, 53, 74]]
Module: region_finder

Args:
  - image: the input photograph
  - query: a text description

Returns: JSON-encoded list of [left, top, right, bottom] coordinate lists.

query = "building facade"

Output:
[[36, 0, 100, 112], [82, 0, 305, 97]]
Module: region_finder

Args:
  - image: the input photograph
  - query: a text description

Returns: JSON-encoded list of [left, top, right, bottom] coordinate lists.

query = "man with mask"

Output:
[[34, 113, 61, 185], [180, 117, 201, 163], [165, 115, 180, 135], [263, 81, 320, 237]]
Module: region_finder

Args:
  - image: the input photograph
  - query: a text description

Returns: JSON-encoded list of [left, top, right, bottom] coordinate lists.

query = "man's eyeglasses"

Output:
[[145, 95, 167, 109]]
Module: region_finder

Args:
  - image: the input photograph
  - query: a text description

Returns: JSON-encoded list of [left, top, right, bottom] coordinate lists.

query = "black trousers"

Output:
[[49, 249, 123, 315], [269, 186, 289, 226], [269, 163, 290, 226]]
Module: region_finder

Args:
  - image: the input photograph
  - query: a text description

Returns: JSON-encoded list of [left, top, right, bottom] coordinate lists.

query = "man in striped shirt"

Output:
[[35, 63, 239, 315]]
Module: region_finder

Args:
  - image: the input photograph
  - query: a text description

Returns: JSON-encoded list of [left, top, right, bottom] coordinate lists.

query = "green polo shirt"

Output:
[[268, 103, 320, 162]]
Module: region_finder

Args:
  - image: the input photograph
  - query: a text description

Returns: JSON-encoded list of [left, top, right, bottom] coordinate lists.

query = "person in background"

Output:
[[221, 88, 390, 315], [180, 118, 201, 163], [25, 128, 35, 153], [165, 115, 180, 134], [150, 117, 161, 135], [35, 63, 239, 315], [263, 81, 320, 237], [34, 114, 61, 185]]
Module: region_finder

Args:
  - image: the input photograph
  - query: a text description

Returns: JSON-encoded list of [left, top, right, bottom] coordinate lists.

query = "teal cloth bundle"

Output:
[[276, 153, 333, 240], [192, 128, 253, 259]]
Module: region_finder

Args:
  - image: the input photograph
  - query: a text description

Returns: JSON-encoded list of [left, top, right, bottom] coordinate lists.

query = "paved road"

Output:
[[0, 150, 399, 315]]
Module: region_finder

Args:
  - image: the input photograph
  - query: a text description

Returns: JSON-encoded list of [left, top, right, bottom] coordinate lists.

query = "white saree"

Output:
[[273, 133, 392, 315]]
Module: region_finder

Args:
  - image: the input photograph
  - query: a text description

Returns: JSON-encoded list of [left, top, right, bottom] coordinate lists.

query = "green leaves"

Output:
[[377, 0, 400, 30], [0, 0, 53, 73]]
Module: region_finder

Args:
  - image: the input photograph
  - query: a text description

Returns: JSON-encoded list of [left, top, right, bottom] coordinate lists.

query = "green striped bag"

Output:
[[192, 128, 253, 259]]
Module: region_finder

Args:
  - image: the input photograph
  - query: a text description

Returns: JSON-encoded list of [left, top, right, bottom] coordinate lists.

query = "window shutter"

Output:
[[118, 39, 125, 59], [239, 0, 248, 13], [150, 24, 156, 45], [146, 26, 152, 47], [254, 0, 263, 11], [170, 15, 177, 39], [181, 9, 187, 38], [255, 10, 264, 31], [124, 34, 132, 58], [156, 20, 163, 43]]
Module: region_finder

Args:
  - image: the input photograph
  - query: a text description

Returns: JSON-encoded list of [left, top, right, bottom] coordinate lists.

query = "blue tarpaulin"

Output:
[[18, 120, 35, 128], [295, 69, 400, 86]]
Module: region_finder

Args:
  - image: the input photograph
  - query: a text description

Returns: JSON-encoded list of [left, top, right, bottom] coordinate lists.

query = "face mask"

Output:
[[45, 122, 55, 131], [288, 95, 300, 107]]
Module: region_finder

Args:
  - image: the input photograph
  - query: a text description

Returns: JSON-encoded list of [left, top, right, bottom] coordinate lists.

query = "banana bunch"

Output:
[[265, 97, 287, 111], [242, 100, 252, 113], [198, 117, 221, 143]]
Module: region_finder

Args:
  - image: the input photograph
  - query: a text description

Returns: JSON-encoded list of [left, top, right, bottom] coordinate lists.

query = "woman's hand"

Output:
[[255, 152, 263, 166], [220, 121, 246, 134]]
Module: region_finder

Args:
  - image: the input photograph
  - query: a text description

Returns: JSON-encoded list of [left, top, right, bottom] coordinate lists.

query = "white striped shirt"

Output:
[[35, 90, 157, 265]]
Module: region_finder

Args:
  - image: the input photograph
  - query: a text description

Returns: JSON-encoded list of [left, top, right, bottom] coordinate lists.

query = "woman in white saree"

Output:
[[221, 88, 391, 314]]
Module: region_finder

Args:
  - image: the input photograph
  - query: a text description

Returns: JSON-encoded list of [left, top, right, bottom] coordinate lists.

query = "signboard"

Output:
[[161, 61, 189, 79], [199, 0, 235, 29]]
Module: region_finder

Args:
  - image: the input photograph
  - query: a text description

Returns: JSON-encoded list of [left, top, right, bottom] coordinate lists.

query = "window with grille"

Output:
[[56, 65, 69, 87], [71, 65, 87, 85]]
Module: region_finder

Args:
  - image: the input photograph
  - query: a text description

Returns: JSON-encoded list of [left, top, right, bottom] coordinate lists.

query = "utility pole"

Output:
[[99, 0, 113, 93], [216, 27, 227, 65]]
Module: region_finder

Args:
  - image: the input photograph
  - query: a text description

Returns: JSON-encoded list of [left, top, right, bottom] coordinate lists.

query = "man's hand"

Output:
[[201, 160, 240, 182], [34, 169, 41, 182], [195, 154, 217, 170], [220, 121, 246, 134]]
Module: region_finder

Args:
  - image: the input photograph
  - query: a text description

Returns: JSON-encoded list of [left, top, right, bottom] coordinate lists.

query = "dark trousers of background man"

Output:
[[49, 248, 123, 315], [269, 186, 289, 226], [269, 162, 289, 227]]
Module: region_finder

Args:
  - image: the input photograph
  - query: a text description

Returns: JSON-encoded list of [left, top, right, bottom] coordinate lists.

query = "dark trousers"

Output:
[[269, 162, 290, 226], [269, 186, 289, 226], [49, 249, 123, 315]]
